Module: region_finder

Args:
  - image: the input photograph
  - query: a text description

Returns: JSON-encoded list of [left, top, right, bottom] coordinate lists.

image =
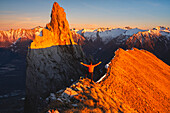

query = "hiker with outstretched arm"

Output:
[[80, 61, 102, 82]]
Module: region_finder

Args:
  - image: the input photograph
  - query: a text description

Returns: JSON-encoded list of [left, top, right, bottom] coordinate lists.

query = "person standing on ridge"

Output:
[[80, 61, 102, 82]]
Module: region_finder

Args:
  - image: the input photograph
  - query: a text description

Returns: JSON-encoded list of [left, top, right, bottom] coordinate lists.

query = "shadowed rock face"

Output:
[[25, 2, 87, 113], [25, 45, 87, 113], [44, 48, 170, 113], [26, 45, 86, 95]]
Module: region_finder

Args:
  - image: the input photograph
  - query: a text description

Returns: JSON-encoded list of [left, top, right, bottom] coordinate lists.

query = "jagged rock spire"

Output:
[[30, 2, 76, 49]]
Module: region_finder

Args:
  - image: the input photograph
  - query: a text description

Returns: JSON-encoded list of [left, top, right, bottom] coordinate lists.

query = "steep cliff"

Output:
[[25, 2, 87, 113]]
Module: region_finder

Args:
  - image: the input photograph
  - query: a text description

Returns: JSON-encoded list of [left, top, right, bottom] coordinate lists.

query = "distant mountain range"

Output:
[[0, 26, 43, 47], [1, 26, 170, 65], [72, 26, 170, 65]]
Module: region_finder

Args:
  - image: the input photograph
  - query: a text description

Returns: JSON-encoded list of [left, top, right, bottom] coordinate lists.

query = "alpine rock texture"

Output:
[[25, 2, 87, 113], [45, 48, 170, 113]]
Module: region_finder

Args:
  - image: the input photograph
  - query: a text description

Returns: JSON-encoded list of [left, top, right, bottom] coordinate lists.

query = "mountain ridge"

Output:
[[44, 48, 170, 113]]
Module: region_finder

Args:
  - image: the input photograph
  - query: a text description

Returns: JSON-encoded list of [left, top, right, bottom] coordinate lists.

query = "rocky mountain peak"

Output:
[[25, 2, 87, 113], [47, 2, 70, 37], [30, 2, 76, 49]]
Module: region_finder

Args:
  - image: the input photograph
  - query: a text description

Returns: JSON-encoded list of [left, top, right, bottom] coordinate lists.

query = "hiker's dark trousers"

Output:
[[90, 72, 93, 82], [85, 72, 93, 82]]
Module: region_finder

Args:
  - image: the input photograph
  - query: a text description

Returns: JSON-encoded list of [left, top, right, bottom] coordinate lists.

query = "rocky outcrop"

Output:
[[25, 2, 87, 113], [45, 78, 136, 113], [44, 48, 170, 113]]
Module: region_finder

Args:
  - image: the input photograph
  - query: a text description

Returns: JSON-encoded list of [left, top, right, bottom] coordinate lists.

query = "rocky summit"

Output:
[[25, 2, 87, 113], [44, 48, 170, 113], [31, 2, 76, 49]]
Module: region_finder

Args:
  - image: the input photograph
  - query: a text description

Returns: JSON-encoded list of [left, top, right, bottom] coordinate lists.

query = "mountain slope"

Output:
[[45, 48, 170, 113], [100, 48, 170, 112]]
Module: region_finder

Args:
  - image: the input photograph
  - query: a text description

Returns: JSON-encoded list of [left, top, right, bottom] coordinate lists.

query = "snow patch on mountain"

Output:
[[96, 73, 107, 83]]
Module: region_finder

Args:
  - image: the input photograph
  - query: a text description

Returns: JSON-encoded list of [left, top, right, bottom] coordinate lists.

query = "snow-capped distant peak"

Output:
[[123, 28, 146, 36]]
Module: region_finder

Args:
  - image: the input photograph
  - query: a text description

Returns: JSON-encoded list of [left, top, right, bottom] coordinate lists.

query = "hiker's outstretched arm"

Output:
[[94, 61, 102, 66], [80, 62, 89, 67]]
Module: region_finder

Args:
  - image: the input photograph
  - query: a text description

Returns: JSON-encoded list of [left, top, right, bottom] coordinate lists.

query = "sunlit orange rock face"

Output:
[[30, 2, 76, 49], [100, 48, 170, 112]]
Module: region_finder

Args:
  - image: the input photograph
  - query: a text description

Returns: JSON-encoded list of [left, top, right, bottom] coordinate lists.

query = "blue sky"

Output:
[[0, 0, 170, 30]]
